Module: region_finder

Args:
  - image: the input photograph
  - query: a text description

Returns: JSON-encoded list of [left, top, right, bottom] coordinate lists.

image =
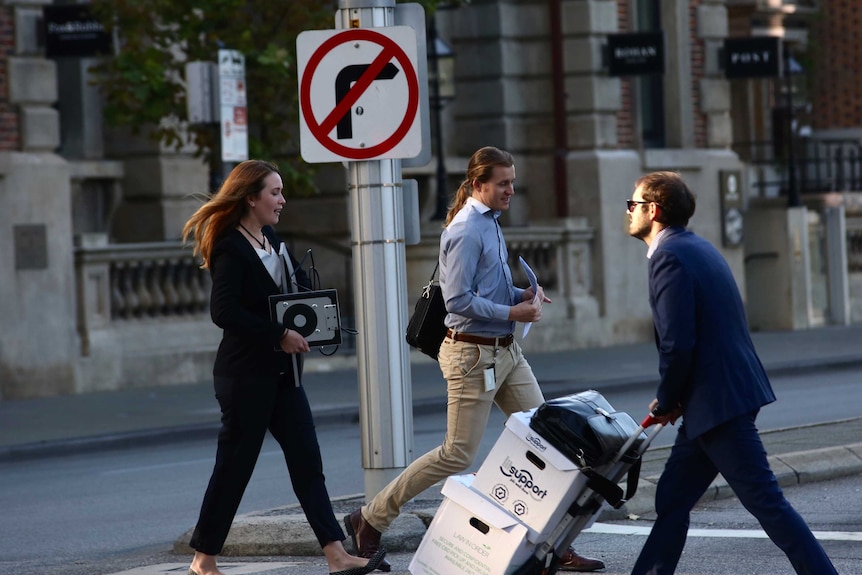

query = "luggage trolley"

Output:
[[513, 394, 663, 575], [408, 390, 663, 575]]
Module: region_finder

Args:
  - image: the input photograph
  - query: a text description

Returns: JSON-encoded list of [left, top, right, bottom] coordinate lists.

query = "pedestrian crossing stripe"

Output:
[[106, 562, 304, 575], [586, 522, 862, 541]]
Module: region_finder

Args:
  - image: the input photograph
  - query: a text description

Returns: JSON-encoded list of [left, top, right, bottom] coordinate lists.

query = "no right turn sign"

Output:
[[297, 27, 421, 163]]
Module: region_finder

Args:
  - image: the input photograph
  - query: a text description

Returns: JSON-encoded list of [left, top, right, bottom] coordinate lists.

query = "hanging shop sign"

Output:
[[606, 32, 664, 76], [43, 4, 111, 58], [723, 37, 781, 79]]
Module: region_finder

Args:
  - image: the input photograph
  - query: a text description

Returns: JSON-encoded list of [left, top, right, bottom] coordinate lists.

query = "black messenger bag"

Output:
[[530, 389, 647, 468], [405, 263, 448, 360]]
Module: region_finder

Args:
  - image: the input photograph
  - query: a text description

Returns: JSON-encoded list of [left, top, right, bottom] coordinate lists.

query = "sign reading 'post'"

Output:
[[297, 27, 421, 163], [723, 37, 781, 79]]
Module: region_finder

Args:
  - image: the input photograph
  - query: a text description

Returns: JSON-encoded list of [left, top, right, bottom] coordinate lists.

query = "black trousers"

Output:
[[190, 373, 345, 555]]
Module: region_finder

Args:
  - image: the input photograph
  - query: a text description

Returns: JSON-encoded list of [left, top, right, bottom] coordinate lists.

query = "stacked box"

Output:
[[408, 474, 535, 575], [471, 410, 589, 542]]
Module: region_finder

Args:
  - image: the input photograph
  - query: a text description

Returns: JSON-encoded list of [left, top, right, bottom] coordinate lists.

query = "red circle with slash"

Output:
[[300, 28, 419, 160]]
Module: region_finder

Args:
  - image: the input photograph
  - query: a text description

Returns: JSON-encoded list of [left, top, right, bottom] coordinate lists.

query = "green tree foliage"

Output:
[[88, 0, 460, 193], [89, 0, 334, 193]]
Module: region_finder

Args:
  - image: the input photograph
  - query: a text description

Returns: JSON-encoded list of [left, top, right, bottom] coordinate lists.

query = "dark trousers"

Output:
[[190, 373, 344, 555], [632, 412, 837, 575]]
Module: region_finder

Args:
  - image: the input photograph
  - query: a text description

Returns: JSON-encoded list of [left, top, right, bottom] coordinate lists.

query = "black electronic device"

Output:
[[269, 289, 341, 348]]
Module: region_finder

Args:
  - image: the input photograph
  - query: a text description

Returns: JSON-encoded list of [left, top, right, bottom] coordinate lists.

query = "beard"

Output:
[[629, 218, 651, 240]]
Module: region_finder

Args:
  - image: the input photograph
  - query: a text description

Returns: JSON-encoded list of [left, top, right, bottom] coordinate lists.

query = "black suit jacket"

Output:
[[210, 227, 311, 380]]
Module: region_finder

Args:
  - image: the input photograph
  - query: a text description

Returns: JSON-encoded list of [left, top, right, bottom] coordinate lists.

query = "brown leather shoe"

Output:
[[344, 509, 391, 572], [557, 547, 605, 572]]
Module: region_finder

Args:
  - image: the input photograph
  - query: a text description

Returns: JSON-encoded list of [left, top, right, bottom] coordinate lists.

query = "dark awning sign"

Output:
[[606, 32, 665, 76], [43, 4, 111, 58], [723, 37, 781, 79]]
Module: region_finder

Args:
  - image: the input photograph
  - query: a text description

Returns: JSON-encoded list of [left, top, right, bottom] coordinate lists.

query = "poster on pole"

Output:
[[218, 49, 249, 163]]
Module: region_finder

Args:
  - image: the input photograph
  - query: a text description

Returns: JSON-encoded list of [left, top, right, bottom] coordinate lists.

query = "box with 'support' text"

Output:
[[408, 474, 535, 575], [470, 409, 590, 543]]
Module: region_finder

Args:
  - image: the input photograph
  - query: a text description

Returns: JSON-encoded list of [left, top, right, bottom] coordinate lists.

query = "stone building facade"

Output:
[[1, 0, 856, 399]]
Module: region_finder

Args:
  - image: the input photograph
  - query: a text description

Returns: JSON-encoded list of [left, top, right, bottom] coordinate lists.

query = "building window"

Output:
[[637, 0, 665, 148]]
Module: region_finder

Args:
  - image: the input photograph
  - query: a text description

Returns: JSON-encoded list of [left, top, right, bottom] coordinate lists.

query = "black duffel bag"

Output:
[[530, 389, 647, 468]]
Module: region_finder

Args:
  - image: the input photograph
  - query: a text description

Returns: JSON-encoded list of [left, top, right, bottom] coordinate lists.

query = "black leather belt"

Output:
[[446, 329, 514, 348]]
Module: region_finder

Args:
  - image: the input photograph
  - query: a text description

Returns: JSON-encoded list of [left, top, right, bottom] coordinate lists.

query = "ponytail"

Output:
[[444, 179, 473, 227]]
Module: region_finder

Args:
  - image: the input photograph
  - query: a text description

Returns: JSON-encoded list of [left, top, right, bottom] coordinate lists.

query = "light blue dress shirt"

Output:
[[439, 197, 524, 337]]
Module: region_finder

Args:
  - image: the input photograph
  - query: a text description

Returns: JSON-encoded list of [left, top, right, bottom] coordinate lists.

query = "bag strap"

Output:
[[428, 261, 439, 282], [579, 456, 643, 510], [422, 262, 440, 299], [277, 246, 301, 388]]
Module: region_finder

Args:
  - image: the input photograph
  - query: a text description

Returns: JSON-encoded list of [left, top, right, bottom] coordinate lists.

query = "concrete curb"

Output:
[[171, 442, 862, 557]]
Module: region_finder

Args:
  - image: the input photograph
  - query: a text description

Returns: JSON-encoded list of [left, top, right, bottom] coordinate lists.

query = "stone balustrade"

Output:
[[75, 237, 209, 324], [409, 218, 596, 325], [74, 235, 211, 364]]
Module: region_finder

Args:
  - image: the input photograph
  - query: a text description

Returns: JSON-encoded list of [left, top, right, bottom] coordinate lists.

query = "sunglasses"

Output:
[[626, 200, 651, 213]]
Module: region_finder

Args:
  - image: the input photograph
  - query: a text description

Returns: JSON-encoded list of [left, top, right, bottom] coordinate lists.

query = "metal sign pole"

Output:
[[336, 0, 414, 498]]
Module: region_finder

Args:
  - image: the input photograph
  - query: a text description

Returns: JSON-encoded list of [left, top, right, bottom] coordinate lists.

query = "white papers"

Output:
[[519, 256, 539, 338]]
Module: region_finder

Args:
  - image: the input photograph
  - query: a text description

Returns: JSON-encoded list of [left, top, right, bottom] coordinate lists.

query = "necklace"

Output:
[[239, 222, 266, 250]]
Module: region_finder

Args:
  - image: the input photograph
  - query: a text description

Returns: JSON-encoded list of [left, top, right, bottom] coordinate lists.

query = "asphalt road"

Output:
[[0, 367, 860, 575]]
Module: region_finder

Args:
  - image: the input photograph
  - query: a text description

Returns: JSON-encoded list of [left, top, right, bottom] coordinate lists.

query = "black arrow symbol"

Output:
[[334, 62, 400, 140]]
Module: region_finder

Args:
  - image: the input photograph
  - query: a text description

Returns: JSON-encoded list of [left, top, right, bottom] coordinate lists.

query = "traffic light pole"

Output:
[[336, 0, 414, 499]]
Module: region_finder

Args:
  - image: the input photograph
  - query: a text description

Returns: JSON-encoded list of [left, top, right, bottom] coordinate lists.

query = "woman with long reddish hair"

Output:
[[182, 160, 385, 575]]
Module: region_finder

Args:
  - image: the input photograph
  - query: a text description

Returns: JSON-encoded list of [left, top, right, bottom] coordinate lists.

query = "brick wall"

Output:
[[810, 0, 862, 129], [0, 6, 19, 151]]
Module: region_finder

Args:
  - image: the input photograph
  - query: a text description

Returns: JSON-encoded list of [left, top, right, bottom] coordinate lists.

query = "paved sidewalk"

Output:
[[2, 323, 862, 561], [3, 323, 862, 459]]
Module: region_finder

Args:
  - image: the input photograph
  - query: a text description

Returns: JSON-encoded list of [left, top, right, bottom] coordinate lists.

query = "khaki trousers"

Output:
[[362, 336, 544, 531]]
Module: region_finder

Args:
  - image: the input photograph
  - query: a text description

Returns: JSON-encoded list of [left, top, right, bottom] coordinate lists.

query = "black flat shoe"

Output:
[[330, 548, 387, 575]]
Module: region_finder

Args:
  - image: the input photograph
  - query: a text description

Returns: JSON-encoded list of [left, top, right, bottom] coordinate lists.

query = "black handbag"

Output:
[[530, 389, 647, 468], [405, 263, 448, 360]]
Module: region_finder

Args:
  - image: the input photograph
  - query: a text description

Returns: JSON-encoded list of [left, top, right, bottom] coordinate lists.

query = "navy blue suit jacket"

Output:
[[648, 227, 775, 439]]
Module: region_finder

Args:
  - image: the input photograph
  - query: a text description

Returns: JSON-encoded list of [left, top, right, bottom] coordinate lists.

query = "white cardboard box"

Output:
[[471, 410, 589, 542], [408, 474, 535, 575]]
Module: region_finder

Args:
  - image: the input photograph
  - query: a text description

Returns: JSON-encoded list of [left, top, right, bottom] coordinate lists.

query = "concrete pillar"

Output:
[[442, 0, 619, 223], [105, 129, 209, 241], [57, 58, 105, 159], [744, 201, 812, 330], [0, 154, 78, 399], [662, 0, 695, 148], [0, 4, 78, 398]]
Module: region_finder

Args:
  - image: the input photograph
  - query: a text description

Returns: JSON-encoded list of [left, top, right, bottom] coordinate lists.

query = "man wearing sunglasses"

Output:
[[625, 171, 837, 575]]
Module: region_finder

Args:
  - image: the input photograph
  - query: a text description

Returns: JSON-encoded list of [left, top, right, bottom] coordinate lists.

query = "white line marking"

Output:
[[105, 561, 304, 575], [585, 522, 862, 541], [101, 450, 282, 476]]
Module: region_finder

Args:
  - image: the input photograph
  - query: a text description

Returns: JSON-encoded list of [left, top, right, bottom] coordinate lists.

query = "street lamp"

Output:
[[429, 13, 456, 220]]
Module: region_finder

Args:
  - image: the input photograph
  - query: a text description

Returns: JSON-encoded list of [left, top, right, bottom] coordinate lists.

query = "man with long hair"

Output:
[[346, 147, 605, 572]]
